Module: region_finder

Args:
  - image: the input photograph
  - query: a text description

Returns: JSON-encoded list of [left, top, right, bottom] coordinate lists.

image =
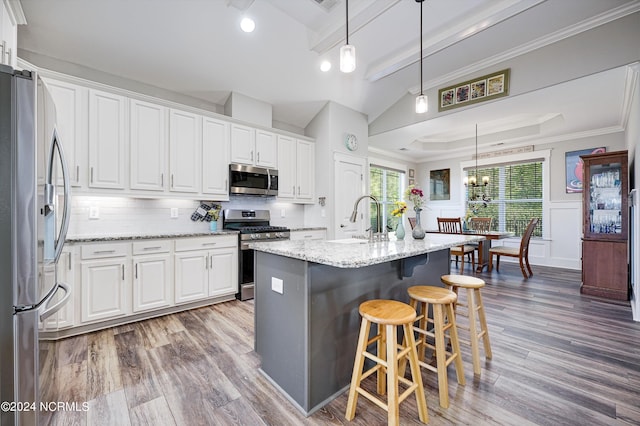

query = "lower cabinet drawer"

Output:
[[175, 235, 238, 252]]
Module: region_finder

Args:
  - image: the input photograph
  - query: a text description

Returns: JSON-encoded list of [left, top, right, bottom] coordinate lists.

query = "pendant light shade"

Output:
[[415, 0, 427, 113], [340, 0, 356, 73], [415, 95, 428, 113], [340, 44, 356, 73]]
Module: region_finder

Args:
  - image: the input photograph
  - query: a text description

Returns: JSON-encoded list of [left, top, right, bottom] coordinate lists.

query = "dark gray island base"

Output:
[[254, 246, 457, 415]]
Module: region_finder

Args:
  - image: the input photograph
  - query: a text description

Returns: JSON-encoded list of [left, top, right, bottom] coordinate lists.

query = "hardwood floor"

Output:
[[40, 263, 640, 425]]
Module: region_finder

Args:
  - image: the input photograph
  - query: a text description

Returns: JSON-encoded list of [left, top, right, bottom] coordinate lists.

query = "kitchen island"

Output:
[[250, 233, 484, 415]]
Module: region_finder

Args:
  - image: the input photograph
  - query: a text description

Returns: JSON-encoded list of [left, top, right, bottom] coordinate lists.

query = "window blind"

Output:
[[466, 161, 543, 237]]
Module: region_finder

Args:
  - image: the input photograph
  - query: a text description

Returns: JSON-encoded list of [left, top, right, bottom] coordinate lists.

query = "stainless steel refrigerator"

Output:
[[0, 64, 72, 425]]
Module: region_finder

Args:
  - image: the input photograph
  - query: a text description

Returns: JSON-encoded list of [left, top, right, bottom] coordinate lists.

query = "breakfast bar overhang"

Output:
[[250, 234, 485, 416]]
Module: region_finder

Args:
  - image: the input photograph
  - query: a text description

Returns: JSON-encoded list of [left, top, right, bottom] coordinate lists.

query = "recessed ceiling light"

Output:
[[320, 61, 331, 72], [240, 17, 255, 33]]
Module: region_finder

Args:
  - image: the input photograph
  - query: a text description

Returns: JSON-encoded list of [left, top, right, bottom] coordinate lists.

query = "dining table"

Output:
[[426, 229, 514, 272]]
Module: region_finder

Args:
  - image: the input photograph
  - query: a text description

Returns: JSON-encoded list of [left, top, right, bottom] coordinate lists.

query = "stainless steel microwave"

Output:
[[229, 164, 278, 196]]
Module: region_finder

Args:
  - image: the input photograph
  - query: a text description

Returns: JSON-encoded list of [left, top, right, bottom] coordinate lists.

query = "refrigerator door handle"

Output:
[[39, 282, 71, 321], [45, 127, 71, 263], [14, 282, 69, 318]]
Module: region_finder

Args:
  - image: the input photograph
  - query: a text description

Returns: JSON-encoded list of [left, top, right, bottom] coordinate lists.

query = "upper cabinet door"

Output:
[[89, 89, 127, 189], [42, 79, 87, 187], [276, 135, 296, 200], [255, 129, 277, 168], [202, 117, 230, 197], [296, 139, 315, 201], [169, 109, 201, 193], [130, 99, 166, 191], [230, 124, 255, 165]]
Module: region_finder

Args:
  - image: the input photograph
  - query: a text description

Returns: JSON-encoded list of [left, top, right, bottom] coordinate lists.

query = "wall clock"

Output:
[[345, 133, 358, 151]]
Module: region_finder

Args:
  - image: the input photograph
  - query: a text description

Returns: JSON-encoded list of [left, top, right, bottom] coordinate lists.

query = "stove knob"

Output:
[[250, 234, 258, 240], [276, 232, 283, 238], [265, 233, 271, 238]]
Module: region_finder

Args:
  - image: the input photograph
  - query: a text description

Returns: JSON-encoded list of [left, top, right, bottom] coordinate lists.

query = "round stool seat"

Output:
[[359, 299, 416, 325], [408, 286, 457, 305], [441, 274, 485, 289]]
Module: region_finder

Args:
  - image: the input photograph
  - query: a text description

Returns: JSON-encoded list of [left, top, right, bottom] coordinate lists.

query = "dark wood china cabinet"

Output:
[[581, 150, 629, 300]]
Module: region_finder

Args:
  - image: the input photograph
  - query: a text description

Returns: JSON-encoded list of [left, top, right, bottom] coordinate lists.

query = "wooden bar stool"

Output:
[[441, 274, 492, 376], [346, 299, 429, 425], [401, 286, 465, 408]]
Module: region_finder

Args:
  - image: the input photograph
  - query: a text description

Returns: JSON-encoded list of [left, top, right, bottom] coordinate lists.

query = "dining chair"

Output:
[[488, 217, 539, 279], [437, 217, 475, 273], [467, 217, 492, 259]]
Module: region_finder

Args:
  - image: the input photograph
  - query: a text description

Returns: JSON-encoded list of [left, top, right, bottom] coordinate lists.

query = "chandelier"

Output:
[[464, 124, 491, 207]]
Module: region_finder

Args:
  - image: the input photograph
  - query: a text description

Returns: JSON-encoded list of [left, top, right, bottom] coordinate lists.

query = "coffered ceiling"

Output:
[[16, 0, 640, 161]]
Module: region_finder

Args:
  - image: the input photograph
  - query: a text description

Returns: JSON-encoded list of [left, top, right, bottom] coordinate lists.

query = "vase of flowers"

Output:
[[405, 185, 426, 239], [391, 201, 407, 240]]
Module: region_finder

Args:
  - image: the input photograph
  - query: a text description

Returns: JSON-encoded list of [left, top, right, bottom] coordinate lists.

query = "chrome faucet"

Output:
[[349, 195, 388, 242]]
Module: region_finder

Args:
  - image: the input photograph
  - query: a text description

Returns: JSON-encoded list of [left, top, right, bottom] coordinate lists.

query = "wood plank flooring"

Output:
[[39, 263, 640, 425]]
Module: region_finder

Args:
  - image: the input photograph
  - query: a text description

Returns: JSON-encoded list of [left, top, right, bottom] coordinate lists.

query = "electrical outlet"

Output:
[[280, 208, 286, 218], [89, 206, 100, 219], [170, 208, 179, 218], [271, 277, 283, 294]]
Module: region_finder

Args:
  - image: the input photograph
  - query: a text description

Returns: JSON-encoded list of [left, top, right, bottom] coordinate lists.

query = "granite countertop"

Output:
[[249, 233, 485, 268], [66, 230, 238, 243]]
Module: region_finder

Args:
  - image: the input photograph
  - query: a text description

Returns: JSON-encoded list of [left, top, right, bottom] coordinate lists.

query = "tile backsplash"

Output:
[[68, 195, 306, 237]]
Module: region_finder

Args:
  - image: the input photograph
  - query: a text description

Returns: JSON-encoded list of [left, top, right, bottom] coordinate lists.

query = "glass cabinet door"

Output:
[[588, 162, 622, 235]]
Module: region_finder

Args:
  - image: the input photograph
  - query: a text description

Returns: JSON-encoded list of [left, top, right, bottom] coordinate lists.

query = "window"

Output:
[[370, 166, 405, 231], [465, 161, 543, 237]]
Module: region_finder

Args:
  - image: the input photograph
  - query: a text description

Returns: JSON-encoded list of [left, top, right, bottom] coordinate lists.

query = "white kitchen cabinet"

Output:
[[230, 123, 255, 165], [202, 116, 230, 197], [0, 1, 17, 67], [41, 79, 87, 188], [255, 129, 277, 168], [289, 229, 326, 241], [130, 99, 166, 191], [230, 124, 277, 168], [80, 243, 131, 323], [277, 136, 315, 203], [169, 109, 201, 193], [89, 89, 127, 189], [174, 236, 238, 304], [132, 241, 172, 312]]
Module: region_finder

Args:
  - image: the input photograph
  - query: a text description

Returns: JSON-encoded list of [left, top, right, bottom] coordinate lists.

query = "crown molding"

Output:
[[408, 1, 640, 95], [620, 62, 640, 130], [4, 0, 27, 25]]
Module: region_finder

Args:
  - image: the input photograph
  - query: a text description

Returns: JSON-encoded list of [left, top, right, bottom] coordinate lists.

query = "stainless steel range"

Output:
[[223, 209, 290, 300]]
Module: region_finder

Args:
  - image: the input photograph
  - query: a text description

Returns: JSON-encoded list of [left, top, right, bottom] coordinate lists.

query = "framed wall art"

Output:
[[430, 168, 450, 200], [438, 69, 510, 112], [565, 147, 606, 193]]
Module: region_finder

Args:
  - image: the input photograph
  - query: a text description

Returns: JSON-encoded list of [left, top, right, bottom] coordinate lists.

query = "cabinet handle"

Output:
[[0, 41, 5, 65], [122, 264, 125, 280], [142, 246, 162, 251], [68, 253, 72, 270], [171, 174, 174, 188], [90, 167, 94, 183], [225, 179, 228, 191], [298, 186, 300, 196], [201, 242, 217, 246], [210, 255, 213, 270], [161, 173, 164, 187], [292, 185, 295, 195], [257, 152, 260, 162], [76, 165, 79, 182], [251, 151, 254, 162], [304, 235, 313, 238], [93, 249, 116, 254], [205, 255, 208, 270], [135, 263, 138, 279]]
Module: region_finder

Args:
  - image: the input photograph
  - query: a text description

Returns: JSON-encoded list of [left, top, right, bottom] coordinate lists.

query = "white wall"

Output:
[[305, 101, 368, 239]]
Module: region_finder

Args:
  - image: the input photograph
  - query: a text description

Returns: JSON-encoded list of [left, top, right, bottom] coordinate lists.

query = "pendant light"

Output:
[[465, 124, 491, 205], [415, 0, 427, 113], [340, 0, 356, 73]]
